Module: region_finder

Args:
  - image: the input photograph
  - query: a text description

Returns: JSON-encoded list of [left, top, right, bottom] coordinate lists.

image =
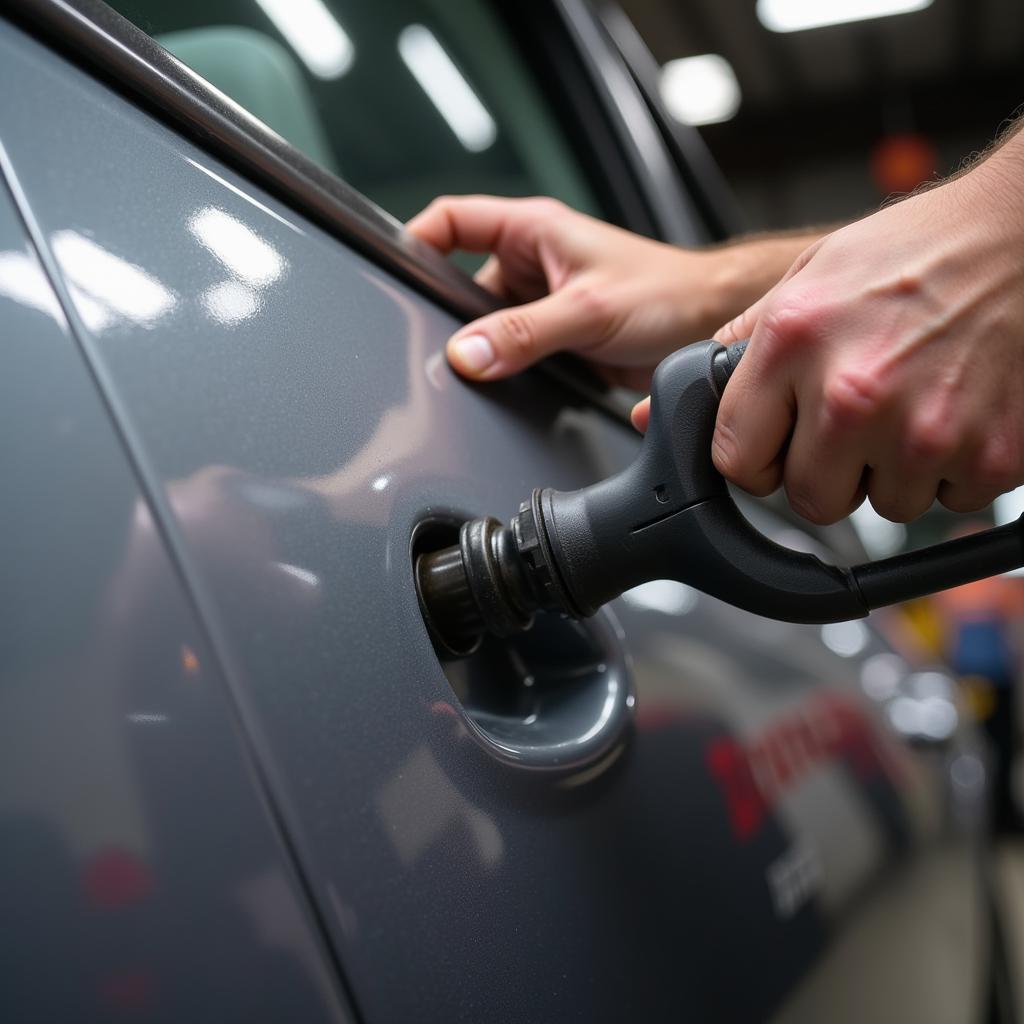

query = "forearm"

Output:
[[968, 117, 1024, 222]]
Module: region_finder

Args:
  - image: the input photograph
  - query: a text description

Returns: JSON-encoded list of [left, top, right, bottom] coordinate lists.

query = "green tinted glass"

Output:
[[109, 0, 600, 223]]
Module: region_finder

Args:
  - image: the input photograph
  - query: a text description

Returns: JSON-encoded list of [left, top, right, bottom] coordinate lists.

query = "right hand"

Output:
[[407, 195, 769, 390]]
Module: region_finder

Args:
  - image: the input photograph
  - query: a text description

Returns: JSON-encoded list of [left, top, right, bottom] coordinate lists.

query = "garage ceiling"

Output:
[[618, 0, 1024, 111], [616, 0, 1024, 227]]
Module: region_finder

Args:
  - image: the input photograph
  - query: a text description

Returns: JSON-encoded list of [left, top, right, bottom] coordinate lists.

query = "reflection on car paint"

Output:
[[766, 841, 823, 919], [374, 744, 504, 869], [0, 248, 63, 318], [51, 229, 176, 330], [190, 205, 287, 325], [705, 692, 901, 842]]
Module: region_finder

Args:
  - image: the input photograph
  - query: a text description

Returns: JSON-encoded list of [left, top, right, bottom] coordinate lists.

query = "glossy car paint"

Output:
[[0, 122, 354, 1022], [0, 12, 992, 1023]]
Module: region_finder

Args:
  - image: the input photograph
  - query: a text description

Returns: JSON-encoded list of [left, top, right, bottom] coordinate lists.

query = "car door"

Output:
[[1, 1, 994, 1021]]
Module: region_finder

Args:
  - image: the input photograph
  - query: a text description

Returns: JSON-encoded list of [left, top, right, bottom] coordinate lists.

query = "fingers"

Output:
[[407, 194, 560, 255], [782, 408, 867, 524], [865, 466, 938, 523], [630, 396, 650, 433], [447, 282, 611, 379], [714, 293, 768, 348], [712, 313, 798, 497], [938, 432, 1022, 513]]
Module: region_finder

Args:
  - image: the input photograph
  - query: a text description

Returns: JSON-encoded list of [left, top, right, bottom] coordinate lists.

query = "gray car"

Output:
[[0, 0, 1009, 1021]]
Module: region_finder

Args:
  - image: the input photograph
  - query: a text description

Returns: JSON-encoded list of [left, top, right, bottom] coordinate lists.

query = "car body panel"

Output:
[[0, 9, 992, 1022], [0, 126, 355, 1022]]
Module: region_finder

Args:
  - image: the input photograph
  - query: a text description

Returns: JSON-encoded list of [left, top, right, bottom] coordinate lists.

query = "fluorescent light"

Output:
[[757, 0, 933, 33], [659, 54, 740, 127], [254, 0, 354, 79], [398, 25, 497, 152]]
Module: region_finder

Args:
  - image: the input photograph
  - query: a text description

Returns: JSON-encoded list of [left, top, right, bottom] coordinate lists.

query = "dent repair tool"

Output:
[[416, 340, 1024, 658]]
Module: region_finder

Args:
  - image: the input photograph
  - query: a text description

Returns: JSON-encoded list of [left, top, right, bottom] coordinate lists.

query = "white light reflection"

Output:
[[398, 25, 497, 152], [184, 158, 304, 235], [622, 579, 697, 616], [202, 280, 259, 324], [51, 231, 175, 330], [859, 651, 905, 701], [371, 475, 390, 492], [758, 0, 932, 33], [189, 208, 284, 286], [0, 251, 62, 319], [273, 561, 320, 589], [254, 0, 354, 79], [577, 681, 619, 746], [820, 619, 869, 658], [660, 54, 741, 127]]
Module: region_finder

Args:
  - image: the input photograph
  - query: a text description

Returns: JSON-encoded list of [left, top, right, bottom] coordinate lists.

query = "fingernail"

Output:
[[450, 334, 495, 374]]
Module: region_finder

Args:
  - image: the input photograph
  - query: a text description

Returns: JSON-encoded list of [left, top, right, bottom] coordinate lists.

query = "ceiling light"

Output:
[[254, 0, 354, 79], [757, 0, 933, 33], [398, 25, 497, 152], [659, 54, 740, 127]]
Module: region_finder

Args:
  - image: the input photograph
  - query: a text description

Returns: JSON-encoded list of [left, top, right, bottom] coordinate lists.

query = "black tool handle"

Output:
[[539, 339, 1024, 624]]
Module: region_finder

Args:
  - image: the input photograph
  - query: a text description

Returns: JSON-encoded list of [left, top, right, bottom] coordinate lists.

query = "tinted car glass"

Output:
[[108, 0, 601, 224]]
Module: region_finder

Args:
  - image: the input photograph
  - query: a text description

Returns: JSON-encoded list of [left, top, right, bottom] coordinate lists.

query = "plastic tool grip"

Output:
[[537, 340, 1024, 624]]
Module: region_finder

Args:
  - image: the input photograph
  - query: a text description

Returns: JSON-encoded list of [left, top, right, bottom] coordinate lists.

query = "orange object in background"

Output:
[[870, 132, 938, 195]]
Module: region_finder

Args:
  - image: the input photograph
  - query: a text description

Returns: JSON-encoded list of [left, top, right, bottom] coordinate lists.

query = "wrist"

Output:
[[704, 234, 818, 323]]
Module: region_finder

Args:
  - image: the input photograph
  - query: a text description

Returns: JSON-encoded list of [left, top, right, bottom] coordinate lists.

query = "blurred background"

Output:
[[621, 0, 1024, 231]]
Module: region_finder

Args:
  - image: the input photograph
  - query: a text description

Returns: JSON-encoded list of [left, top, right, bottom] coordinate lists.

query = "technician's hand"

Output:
[[704, 134, 1024, 525], [408, 195, 810, 390]]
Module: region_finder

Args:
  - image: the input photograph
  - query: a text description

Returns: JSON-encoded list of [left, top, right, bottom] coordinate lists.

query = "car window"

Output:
[[108, 0, 601, 225]]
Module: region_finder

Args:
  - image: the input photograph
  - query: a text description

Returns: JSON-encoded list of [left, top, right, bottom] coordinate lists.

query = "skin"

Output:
[[407, 123, 1024, 526]]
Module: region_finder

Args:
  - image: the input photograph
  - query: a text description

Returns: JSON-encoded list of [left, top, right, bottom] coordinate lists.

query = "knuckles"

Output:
[[756, 298, 824, 360], [972, 434, 1021, 492], [901, 412, 959, 466], [783, 478, 834, 526], [820, 367, 890, 430]]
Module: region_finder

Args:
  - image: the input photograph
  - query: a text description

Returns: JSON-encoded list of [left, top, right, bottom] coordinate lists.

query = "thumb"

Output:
[[447, 283, 608, 380]]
